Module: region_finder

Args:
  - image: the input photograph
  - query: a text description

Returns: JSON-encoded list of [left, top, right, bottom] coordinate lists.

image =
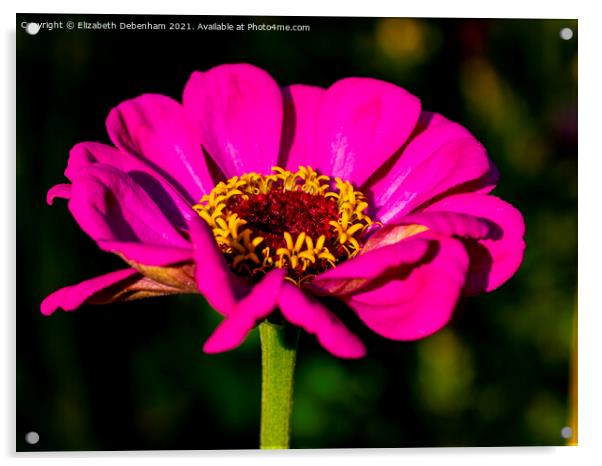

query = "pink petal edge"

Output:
[[423, 193, 525, 295], [202, 269, 286, 354], [347, 235, 469, 341], [311, 236, 431, 296], [41, 268, 139, 316], [189, 215, 248, 317], [279, 283, 366, 359]]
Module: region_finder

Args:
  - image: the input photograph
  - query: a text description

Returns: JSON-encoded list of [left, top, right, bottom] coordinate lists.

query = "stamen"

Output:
[[194, 166, 376, 285]]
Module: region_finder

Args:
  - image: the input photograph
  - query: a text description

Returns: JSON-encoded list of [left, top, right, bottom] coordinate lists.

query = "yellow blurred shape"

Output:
[[460, 57, 548, 173], [376, 18, 427, 63], [525, 392, 565, 442], [460, 57, 505, 119], [416, 329, 474, 415], [567, 298, 578, 446]]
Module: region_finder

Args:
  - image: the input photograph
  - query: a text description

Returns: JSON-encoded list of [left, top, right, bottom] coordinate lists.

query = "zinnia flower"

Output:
[[42, 63, 525, 359]]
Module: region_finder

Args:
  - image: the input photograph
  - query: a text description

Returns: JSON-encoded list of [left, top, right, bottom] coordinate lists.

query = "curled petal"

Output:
[[106, 94, 214, 200], [347, 236, 469, 341], [41, 269, 138, 315], [67, 164, 189, 248], [40, 268, 189, 316], [47, 183, 71, 205], [396, 211, 492, 239], [311, 237, 431, 296], [183, 63, 283, 177], [203, 269, 286, 354], [279, 283, 366, 359], [66, 142, 140, 178], [65, 142, 194, 228], [422, 193, 525, 295], [313, 77, 421, 186]]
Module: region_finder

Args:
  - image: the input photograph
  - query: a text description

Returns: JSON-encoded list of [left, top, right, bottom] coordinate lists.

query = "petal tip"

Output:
[[201, 340, 222, 354], [202, 334, 234, 355], [337, 342, 368, 359], [46, 183, 71, 205], [40, 300, 56, 316]]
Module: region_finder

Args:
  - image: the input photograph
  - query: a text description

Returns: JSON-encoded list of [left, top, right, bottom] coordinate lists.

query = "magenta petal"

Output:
[[347, 236, 469, 341], [66, 142, 147, 179], [47, 183, 71, 205], [313, 77, 421, 186], [41, 268, 139, 316], [189, 216, 248, 316], [469, 157, 499, 195], [278, 283, 366, 359], [203, 269, 285, 354], [65, 167, 192, 273], [397, 211, 491, 239], [97, 241, 192, 266], [311, 237, 430, 296], [422, 193, 525, 295], [106, 94, 214, 200], [280, 84, 324, 170], [68, 165, 189, 249], [183, 63, 283, 178], [66, 142, 195, 228], [371, 112, 493, 223]]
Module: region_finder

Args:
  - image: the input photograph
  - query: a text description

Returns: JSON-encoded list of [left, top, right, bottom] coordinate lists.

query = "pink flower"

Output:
[[42, 63, 525, 359]]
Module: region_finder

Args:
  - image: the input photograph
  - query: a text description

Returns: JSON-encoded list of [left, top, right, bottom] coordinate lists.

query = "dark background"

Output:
[[16, 14, 578, 450]]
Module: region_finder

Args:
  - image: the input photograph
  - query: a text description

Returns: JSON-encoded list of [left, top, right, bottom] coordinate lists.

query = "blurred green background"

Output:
[[16, 15, 577, 450]]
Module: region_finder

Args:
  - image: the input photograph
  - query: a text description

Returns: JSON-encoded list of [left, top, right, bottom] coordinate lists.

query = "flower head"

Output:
[[42, 63, 525, 358], [193, 166, 374, 285]]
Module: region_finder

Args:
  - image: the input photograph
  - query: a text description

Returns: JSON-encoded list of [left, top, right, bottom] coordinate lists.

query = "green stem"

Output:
[[259, 320, 299, 449]]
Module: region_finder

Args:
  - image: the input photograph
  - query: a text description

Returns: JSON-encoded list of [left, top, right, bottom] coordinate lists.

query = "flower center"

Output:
[[194, 166, 375, 285]]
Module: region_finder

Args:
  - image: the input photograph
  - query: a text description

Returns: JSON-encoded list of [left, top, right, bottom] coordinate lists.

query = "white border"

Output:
[[5, 0, 581, 18], [3, 1, 599, 465]]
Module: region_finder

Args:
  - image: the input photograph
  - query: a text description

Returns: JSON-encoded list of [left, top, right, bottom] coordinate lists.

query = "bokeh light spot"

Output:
[[25, 23, 40, 35], [25, 431, 39, 445], [560, 28, 573, 40], [561, 426, 573, 439]]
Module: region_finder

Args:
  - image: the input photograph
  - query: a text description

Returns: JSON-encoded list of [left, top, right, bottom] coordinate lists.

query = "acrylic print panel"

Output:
[[16, 13, 577, 450]]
